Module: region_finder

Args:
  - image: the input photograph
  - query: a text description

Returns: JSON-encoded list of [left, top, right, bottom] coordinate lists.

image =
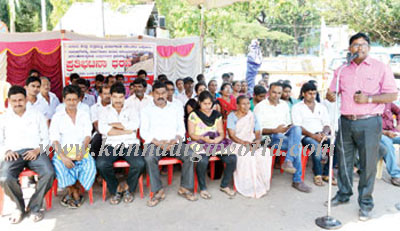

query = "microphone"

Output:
[[346, 52, 359, 66]]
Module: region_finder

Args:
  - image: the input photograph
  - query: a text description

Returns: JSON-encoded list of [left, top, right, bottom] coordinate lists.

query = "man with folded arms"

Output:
[[254, 82, 311, 193], [96, 82, 145, 205], [0, 86, 55, 223], [141, 82, 197, 207]]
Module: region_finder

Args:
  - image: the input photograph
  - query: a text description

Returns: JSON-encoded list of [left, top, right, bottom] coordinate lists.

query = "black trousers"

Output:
[[335, 116, 382, 211], [196, 154, 237, 191], [96, 145, 145, 195], [0, 149, 55, 213], [89, 133, 103, 159]]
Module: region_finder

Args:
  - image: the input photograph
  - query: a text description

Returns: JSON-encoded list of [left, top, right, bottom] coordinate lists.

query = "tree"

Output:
[[247, 0, 321, 55], [0, 0, 53, 32], [320, 0, 400, 45], [156, 0, 295, 55]]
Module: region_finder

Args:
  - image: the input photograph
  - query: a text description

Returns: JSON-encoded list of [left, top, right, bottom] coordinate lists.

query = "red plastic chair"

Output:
[[52, 179, 94, 205], [0, 169, 53, 215], [300, 148, 331, 181], [146, 157, 182, 199], [102, 160, 144, 201], [195, 156, 236, 193]]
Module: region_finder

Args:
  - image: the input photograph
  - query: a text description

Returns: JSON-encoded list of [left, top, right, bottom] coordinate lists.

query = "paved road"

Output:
[[1, 166, 400, 231]]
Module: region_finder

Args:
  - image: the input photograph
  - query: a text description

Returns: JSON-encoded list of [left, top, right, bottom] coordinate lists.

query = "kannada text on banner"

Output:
[[61, 41, 156, 86]]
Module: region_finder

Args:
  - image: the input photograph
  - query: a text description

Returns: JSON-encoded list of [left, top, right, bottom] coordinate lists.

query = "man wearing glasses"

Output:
[[326, 32, 398, 221]]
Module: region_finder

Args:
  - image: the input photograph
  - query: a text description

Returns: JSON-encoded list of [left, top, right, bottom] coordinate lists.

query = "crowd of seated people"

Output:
[[1, 69, 399, 225]]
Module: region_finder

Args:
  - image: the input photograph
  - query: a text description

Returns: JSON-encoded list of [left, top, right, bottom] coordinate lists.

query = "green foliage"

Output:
[[1, 0, 399, 53], [0, 0, 53, 32], [320, 0, 400, 45]]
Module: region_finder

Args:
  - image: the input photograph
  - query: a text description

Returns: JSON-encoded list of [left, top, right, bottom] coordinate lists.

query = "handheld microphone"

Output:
[[346, 52, 359, 66]]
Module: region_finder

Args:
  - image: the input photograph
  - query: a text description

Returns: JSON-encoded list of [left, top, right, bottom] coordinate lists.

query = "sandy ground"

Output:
[[1, 164, 400, 231]]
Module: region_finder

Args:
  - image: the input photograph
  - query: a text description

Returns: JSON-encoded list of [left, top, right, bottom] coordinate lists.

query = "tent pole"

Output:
[[200, 4, 205, 74]]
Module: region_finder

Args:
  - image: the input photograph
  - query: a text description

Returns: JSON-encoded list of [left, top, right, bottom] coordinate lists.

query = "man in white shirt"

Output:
[[56, 100, 90, 116], [292, 82, 334, 187], [141, 82, 197, 207], [50, 85, 96, 209], [77, 78, 96, 107], [254, 82, 311, 193], [165, 80, 184, 113], [24, 76, 51, 120], [126, 78, 153, 113], [137, 70, 152, 95], [90, 86, 111, 158], [38, 76, 60, 119], [0, 86, 54, 223], [177, 77, 196, 105], [96, 82, 145, 205]]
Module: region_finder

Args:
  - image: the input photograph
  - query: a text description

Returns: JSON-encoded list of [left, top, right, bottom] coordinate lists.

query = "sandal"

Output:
[[200, 190, 212, 200], [60, 194, 72, 207], [178, 188, 198, 201], [123, 190, 134, 203], [147, 189, 166, 207], [322, 175, 337, 186], [110, 192, 123, 205], [30, 211, 44, 223], [75, 195, 85, 207], [220, 187, 236, 198], [9, 210, 24, 224], [314, 175, 325, 186]]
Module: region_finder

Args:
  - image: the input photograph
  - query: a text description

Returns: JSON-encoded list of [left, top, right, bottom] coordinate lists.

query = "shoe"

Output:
[[391, 177, 400, 187], [292, 182, 312, 193], [282, 161, 297, 174], [359, 209, 371, 221], [324, 196, 349, 207]]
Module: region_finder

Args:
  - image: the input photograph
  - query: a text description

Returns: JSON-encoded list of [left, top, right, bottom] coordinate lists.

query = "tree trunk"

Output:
[[9, 0, 15, 32]]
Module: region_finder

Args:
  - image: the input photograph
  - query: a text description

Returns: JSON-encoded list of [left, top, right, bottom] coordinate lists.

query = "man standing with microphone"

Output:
[[326, 32, 398, 221]]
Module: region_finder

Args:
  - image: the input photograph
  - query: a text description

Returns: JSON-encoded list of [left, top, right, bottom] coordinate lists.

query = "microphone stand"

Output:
[[315, 62, 348, 230]]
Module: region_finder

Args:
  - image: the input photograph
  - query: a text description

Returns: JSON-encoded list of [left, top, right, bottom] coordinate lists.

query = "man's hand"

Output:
[[354, 92, 368, 104], [109, 122, 125, 130], [312, 133, 324, 143], [384, 130, 397, 138], [4, 150, 19, 161], [275, 124, 290, 134], [60, 156, 75, 169], [326, 90, 336, 102], [75, 149, 84, 161], [23, 149, 40, 161]]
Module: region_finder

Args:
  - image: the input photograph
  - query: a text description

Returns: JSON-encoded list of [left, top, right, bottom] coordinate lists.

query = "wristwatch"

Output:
[[368, 96, 373, 103]]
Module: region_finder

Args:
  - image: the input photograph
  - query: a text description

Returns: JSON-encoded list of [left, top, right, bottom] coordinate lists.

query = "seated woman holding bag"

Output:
[[187, 91, 237, 199]]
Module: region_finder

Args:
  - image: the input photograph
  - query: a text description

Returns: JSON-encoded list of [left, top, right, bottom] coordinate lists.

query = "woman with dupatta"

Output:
[[188, 91, 237, 199]]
